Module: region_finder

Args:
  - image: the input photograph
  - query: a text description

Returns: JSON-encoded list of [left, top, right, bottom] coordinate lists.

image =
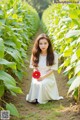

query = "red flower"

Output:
[[32, 70, 41, 79]]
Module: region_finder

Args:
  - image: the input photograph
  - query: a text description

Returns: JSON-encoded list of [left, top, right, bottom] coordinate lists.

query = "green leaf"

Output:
[[63, 65, 72, 73], [12, 14, 18, 19], [64, 47, 73, 57], [64, 58, 70, 67], [0, 38, 4, 58], [65, 30, 80, 38], [76, 48, 80, 58], [0, 10, 3, 18], [74, 88, 78, 99], [75, 61, 80, 75], [58, 64, 63, 73], [4, 40, 16, 48], [20, 48, 27, 58], [69, 10, 79, 19], [0, 83, 4, 97], [10, 91, 17, 96], [7, 8, 14, 15], [0, 19, 6, 24], [0, 70, 16, 86], [0, 71, 23, 94], [0, 59, 16, 69], [71, 53, 77, 63], [68, 76, 80, 94], [13, 70, 23, 81], [5, 84, 23, 94], [76, 37, 80, 44], [5, 47, 22, 63], [6, 103, 19, 117], [67, 76, 76, 86]]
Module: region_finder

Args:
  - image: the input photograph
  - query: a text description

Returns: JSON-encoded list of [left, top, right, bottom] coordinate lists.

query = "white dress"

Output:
[[26, 52, 63, 104]]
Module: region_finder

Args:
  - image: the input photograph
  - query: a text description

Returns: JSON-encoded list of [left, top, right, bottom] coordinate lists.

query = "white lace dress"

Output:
[[26, 52, 63, 104]]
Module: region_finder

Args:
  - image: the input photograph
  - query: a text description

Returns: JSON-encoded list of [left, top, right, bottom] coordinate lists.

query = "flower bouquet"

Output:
[[32, 70, 41, 79]]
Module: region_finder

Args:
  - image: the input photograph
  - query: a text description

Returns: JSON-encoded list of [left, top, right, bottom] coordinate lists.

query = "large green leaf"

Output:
[[67, 76, 76, 86], [76, 37, 80, 44], [4, 40, 16, 48], [75, 61, 80, 75], [10, 91, 17, 96], [0, 70, 23, 94], [63, 58, 70, 67], [64, 47, 73, 57], [0, 38, 4, 58], [0, 70, 16, 86], [5, 84, 23, 94], [6, 103, 19, 117], [0, 10, 4, 18], [13, 70, 23, 81], [71, 53, 77, 63], [76, 48, 80, 58], [68, 76, 80, 94], [0, 59, 16, 69], [20, 48, 27, 58], [63, 65, 72, 73], [69, 10, 79, 19], [5, 47, 22, 63], [65, 30, 80, 38], [7, 8, 14, 16]]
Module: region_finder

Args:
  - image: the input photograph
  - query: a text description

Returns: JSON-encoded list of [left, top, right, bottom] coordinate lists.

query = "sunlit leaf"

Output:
[[65, 30, 80, 38], [0, 71, 16, 86], [76, 48, 80, 58], [0, 38, 4, 58], [5, 47, 22, 63], [71, 53, 77, 63], [0, 59, 16, 69], [75, 61, 80, 75], [12, 14, 18, 19], [67, 76, 76, 86], [6, 103, 19, 117], [68, 76, 80, 94], [5, 84, 23, 94], [64, 47, 73, 57]]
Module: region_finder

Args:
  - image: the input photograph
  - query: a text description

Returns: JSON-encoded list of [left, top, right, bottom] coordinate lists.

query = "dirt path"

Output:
[[10, 29, 80, 120]]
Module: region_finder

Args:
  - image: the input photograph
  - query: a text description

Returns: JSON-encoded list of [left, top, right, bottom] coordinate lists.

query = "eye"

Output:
[[44, 42, 47, 45]]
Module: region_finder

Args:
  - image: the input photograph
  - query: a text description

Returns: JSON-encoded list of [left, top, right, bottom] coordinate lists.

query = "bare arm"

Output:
[[37, 69, 53, 81]]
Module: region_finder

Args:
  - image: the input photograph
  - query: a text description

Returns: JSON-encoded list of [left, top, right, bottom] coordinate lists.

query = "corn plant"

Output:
[[42, 4, 80, 101], [0, 0, 40, 118]]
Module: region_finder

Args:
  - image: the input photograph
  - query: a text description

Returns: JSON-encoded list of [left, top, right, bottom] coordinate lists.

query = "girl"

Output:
[[26, 33, 63, 104]]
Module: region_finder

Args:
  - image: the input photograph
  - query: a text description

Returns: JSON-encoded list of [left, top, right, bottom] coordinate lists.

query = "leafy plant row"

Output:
[[42, 4, 80, 100], [0, 0, 39, 118]]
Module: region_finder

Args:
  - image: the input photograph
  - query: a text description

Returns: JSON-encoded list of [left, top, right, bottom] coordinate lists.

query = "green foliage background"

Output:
[[0, 0, 40, 117], [42, 3, 80, 100], [26, 0, 53, 17]]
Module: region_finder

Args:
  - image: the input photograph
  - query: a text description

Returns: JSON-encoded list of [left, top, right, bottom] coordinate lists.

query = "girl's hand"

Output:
[[37, 76, 45, 81]]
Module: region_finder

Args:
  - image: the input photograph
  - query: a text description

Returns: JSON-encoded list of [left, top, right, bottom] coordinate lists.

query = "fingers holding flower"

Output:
[[37, 76, 44, 81]]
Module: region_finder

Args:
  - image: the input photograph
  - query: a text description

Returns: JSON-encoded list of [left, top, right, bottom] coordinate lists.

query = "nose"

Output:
[[42, 44, 45, 47]]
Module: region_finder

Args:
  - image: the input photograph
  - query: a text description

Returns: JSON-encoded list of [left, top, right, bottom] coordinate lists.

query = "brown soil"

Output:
[[6, 29, 80, 120]]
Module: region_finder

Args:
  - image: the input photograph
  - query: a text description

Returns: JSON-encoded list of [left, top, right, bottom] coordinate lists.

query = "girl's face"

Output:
[[39, 39, 49, 53]]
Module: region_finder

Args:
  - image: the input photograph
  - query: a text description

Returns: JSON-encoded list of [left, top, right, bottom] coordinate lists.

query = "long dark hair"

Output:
[[32, 33, 54, 67]]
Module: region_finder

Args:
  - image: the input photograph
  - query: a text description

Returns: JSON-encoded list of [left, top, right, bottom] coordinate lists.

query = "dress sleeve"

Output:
[[50, 52, 58, 70], [29, 55, 34, 69]]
